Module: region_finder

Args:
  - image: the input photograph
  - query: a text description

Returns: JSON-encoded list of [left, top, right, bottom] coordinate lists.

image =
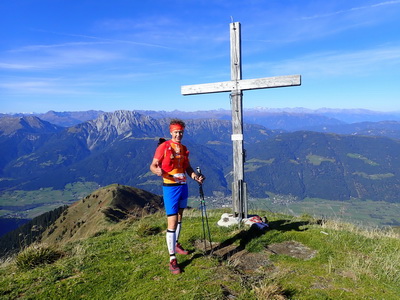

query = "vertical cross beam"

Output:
[[230, 22, 247, 220]]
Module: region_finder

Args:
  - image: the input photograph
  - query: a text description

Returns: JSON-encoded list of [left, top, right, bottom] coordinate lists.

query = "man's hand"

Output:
[[192, 173, 205, 184], [154, 166, 163, 176], [150, 158, 163, 176]]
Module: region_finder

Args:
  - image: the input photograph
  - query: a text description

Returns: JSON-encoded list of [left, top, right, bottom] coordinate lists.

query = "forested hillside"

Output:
[[246, 131, 400, 201]]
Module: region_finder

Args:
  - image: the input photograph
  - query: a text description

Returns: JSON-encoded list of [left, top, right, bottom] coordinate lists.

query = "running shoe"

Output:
[[169, 259, 181, 274]]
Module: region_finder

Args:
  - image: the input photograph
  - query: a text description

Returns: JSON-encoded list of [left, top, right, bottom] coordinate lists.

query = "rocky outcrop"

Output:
[[68, 110, 165, 150]]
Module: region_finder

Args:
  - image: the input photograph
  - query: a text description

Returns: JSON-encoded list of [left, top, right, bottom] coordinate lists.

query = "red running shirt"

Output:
[[154, 140, 189, 185]]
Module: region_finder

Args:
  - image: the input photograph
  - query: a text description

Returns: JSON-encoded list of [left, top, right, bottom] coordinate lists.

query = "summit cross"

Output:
[[181, 22, 301, 221]]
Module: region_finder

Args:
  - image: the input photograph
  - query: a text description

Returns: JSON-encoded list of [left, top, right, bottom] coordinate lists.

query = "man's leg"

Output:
[[175, 208, 189, 255], [175, 208, 184, 242], [166, 214, 178, 260], [163, 185, 182, 274], [166, 214, 181, 274], [175, 184, 188, 246]]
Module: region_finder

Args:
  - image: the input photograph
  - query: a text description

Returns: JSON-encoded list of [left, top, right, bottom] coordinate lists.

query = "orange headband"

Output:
[[170, 124, 184, 132]]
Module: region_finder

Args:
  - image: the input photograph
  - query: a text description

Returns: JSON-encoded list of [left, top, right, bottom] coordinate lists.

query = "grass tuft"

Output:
[[15, 244, 63, 270], [252, 282, 288, 299], [136, 221, 162, 237]]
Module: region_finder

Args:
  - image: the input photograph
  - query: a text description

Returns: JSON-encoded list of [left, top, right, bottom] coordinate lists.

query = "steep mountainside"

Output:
[[68, 110, 166, 151], [41, 184, 163, 245], [0, 116, 63, 175], [0, 184, 163, 256], [0, 115, 61, 136], [246, 131, 400, 201]]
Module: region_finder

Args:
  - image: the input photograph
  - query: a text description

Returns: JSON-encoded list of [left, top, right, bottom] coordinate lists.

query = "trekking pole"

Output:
[[196, 167, 213, 254]]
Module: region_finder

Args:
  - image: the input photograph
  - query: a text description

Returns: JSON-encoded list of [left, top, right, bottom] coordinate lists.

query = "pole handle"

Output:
[[196, 166, 205, 199]]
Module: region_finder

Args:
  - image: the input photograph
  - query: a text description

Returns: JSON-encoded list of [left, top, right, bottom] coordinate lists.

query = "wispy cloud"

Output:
[[0, 79, 83, 96], [301, 0, 400, 20], [244, 0, 400, 51], [0, 62, 37, 70], [11, 41, 110, 52], [247, 45, 400, 78], [1, 37, 131, 71], [30, 29, 176, 50], [1, 47, 121, 71], [0, 27, 184, 72]]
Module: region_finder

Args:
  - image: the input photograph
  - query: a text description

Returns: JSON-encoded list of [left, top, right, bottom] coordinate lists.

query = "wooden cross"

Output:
[[181, 22, 301, 221]]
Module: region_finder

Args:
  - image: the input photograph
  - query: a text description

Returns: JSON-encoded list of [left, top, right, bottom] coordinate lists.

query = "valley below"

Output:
[[1, 181, 399, 239]]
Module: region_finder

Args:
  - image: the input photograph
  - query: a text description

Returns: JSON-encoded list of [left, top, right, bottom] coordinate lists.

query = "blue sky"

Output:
[[1, 0, 400, 113]]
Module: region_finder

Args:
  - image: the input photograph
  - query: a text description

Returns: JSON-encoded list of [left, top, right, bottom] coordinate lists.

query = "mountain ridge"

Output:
[[3, 107, 400, 129], [41, 184, 163, 246], [0, 184, 163, 257]]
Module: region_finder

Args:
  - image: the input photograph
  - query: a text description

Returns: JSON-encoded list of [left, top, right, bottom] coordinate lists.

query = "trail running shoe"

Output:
[[169, 259, 181, 274], [175, 242, 189, 255]]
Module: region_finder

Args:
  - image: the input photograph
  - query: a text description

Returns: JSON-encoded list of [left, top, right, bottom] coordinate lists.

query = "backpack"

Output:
[[156, 138, 189, 172]]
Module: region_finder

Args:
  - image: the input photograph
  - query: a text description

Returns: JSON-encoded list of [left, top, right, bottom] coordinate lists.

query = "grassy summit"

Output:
[[1, 205, 399, 299]]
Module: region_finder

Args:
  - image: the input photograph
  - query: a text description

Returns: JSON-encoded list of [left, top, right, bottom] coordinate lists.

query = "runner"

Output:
[[150, 119, 205, 274]]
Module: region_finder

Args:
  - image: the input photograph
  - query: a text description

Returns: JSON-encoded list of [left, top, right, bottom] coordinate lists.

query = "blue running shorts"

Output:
[[163, 184, 188, 216]]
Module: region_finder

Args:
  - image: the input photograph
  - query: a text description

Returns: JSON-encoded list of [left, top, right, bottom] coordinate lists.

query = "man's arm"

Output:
[[150, 158, 162, 176], [186, 164, 205, 184]]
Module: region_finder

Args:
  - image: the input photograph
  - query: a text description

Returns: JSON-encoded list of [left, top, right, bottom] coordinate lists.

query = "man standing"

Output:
[[150, 119, 205, 274]]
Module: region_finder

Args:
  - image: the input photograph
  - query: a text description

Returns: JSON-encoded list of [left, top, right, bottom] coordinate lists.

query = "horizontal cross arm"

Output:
[[239, 74, 301, 91], [181, 74, 301, 96], [181, 80, 235, 95]]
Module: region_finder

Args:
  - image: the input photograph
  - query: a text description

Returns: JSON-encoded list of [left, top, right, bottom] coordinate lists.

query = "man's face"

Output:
[[170, 130, 184, 143]]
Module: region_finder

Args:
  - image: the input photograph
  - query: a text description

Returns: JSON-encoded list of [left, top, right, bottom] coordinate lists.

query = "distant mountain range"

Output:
[[1, 108, 400, 224], [2, 107, 400, 130], [0, 110, 104, 127]]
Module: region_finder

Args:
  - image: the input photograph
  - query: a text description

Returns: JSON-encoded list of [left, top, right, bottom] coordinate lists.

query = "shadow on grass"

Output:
[[268, 219, 310, 232], [180, 219, 311, 270]]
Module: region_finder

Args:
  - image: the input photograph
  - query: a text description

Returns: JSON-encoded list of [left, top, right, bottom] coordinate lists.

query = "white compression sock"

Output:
[[166, 229, 176, 261], [175, 222, 182, 244]]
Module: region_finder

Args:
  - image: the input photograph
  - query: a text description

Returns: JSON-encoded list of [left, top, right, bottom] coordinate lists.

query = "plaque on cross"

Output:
[[181, 22, 301, 221]]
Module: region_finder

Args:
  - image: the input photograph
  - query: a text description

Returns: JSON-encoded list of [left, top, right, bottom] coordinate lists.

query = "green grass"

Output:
[[347, 153, 379, 166], [15, 244, 63, 271], [352, 172, 394, 180], [1, 209, 399, 299], [306, 154, 335, 165], [245, 158, 275, 172]]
